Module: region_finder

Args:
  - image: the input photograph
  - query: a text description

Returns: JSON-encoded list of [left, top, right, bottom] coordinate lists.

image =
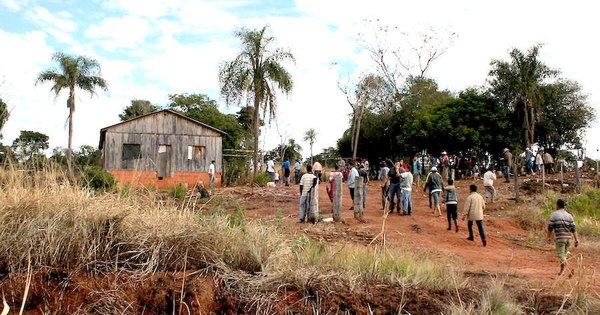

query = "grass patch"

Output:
[[542, 189, 600, 238]]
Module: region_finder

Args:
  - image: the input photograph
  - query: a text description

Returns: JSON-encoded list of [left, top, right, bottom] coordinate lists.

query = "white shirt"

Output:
[[209, 163, 215, 175], [483, 170, 496, 187], [267, 160, 275, 172]]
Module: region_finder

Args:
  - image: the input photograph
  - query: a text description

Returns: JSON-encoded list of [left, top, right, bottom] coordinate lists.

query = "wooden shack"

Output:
[[99, 109, 225, 189]]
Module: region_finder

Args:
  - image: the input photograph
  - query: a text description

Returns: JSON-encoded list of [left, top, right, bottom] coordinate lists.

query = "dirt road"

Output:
[[228, 178, 599, 292]]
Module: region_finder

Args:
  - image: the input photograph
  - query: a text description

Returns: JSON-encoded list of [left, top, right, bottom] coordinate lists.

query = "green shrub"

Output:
[[252, 172, 270, 187], [168, 183, 187, 201], [542, 189, 600, 237], [83, 166, 116, 191]]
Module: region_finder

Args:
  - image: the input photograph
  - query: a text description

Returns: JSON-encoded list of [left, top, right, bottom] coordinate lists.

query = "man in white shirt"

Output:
[[208, 160, 216, 188], [483, 168, 497, 203], [298, 165, 317, 223], [267, 158, 275, 182]]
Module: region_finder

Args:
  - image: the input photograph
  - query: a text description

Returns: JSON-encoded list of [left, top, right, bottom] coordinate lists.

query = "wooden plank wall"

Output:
[[104, 133, 222, 173], [102, 111, 223, 173]]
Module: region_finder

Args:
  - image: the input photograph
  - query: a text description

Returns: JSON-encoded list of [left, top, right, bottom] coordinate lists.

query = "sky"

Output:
[[1, 0, 599, 159]]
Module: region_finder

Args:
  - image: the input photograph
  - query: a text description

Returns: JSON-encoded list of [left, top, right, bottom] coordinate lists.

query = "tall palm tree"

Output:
[[219, 26, 294, 175], [303, 128, 317, 165], [37, 52, 107, 179], [489, 45, 557, 148]]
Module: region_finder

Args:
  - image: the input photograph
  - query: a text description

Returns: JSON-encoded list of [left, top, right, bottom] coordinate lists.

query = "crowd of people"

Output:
[[259, 150, 578, 276]]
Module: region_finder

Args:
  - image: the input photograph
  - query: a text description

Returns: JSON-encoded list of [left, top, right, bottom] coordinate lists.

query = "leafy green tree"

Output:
[[313, 147, 340, 167], [413, 89, 517, 158], [36, 52, 108, 179], [489, 45, 558, 148], [11, 130, 49, 164], [219, 26, 294, 175], [303, 128, 317, 165], [167, 93, 249, 150], [0, 97, 8, 139], [536, 80, 595, 151], [119, 99, 159, 121]]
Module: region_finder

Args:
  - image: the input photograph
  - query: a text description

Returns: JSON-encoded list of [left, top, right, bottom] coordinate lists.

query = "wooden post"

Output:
[[560, 162, 564, 193], [575, 159, 581, 194], [542, 160, 545, 194], [513, 155, 520, 202], [308, 183, 319, 223], [354, 176, 364, 221], [333, 176, 342, 222]]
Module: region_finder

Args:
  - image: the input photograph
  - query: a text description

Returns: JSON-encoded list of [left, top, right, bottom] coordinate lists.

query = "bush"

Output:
[[252, 172, 270, 187], [168, 183, 187, 201], [83, 166, 116, 191], [542, 189, 600, 237]]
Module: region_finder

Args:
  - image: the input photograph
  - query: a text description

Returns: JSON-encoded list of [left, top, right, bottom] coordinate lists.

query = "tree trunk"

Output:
[[67, 87, 75, 181], [310, 144, 313, 165], [252, 97, 260, 177], [352, 110, 362, 162]]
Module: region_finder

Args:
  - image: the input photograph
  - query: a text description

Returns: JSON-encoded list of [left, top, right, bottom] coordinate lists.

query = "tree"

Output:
[[0, 97, 8, 139], [219, 26, 294, 175], [339, 73, 389, 161], [167, 93, 249, 150], [11, 130, 49, 164], [489, 45, 558, 148], [536, 80, 595, 151], [36, 52, 107, 179], [303, 128, 317, 164], [119, 99, 159, 121]]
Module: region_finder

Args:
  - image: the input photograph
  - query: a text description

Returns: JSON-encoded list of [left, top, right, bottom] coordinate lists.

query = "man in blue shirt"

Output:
[[282, 158, 291, 186]]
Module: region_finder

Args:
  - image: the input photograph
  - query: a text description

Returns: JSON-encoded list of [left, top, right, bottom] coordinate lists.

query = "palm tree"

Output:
[[489, 45, 557, 148], [219, 26, 294, 175], [37, 52, 107, 179], [303, 128, 317, 165]]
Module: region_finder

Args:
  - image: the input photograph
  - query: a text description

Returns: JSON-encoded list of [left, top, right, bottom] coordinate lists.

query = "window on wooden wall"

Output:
[[187, 145, 205, 161], [122, 144, 141, 161]]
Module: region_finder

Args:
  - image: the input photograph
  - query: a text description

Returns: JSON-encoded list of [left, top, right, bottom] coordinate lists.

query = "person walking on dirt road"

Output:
[[483, 169, 497, 203], [379, 161, 391, 210], [424, 167, 444, 216], [400, 167, 413, 215], [298, 165, 317, 223], [443, 179, 459, 232], [347, 161, 359, 210], [547, 199, 579, 276], [463, 184, 487, 247], [387, 161, 403, 214], [503, 148, 512, 183]]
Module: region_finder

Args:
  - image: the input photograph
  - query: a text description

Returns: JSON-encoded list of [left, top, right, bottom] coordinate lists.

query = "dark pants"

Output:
[[294, 170, 301, 184], [349, 187, 355, 201], [388, 183, 402, 212], [446, 204, 458, 228], [468, 220, 486, 242], [284, 169, 291, 186]]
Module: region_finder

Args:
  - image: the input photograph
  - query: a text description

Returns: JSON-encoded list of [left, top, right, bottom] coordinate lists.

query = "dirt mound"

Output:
[[0, 268, 570, 314]]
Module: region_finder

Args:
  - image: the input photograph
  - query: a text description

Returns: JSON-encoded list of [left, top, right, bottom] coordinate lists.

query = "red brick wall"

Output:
[[108, 170, 221, 190]]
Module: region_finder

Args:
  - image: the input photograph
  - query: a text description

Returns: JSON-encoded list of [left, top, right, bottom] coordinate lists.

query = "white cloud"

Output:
[[25, 6, 77, 32], [1, 0, 599, 160], [0, 0, 30, 11], [85, 15, 153, 51]]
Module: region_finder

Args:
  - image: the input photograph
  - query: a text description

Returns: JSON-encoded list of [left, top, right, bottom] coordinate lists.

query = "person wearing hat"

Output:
[[424, 166, 444, 216], [503, 148, 512, 183]]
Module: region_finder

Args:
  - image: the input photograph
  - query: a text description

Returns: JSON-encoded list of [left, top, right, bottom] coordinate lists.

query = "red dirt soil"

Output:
[[231, 178, 600, 293]]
